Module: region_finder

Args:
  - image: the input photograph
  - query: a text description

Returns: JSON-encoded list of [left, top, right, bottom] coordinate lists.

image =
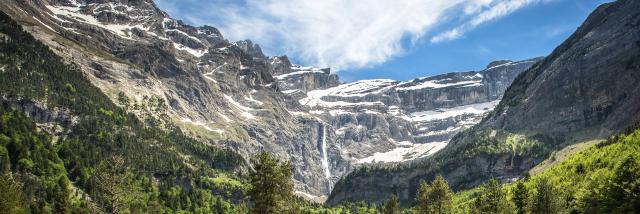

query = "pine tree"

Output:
[[415, 175, 453, 214], [383, 194, 400, 214], [604, 156, 640, 212], [53, 176, 71, 214], [512, 181, 528, 214], [527, 177, 563, 214], [0, 174, 28, 214], [248, 152, 295, 214], [416, 180, 431, 213], [472, 178, 514, 214]]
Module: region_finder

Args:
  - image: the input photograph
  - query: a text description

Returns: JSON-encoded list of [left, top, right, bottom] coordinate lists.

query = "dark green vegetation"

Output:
[[452, 125, 640, 213], [321, 124, 640, 213], [248, 152, 295, 213], [0, 11, 248, 213], [416, 175, 453, 214]]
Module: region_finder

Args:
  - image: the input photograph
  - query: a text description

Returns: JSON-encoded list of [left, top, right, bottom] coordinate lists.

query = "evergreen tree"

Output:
[[528, 177, 563, 214], [383, 194, 400, 214], [512, 181, 528, 214], [604, 156, 640, 212], [472, 178, 514, 214], [248, 152, 294, 214], [416, 180, 431, 213], [416, 176, 453, 214], [0, 174, 28, 214], [53, 176, 71, 214]]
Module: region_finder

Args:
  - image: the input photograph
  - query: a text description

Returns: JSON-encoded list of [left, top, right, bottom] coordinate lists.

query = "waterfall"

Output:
[[320, 125, 333, 192]]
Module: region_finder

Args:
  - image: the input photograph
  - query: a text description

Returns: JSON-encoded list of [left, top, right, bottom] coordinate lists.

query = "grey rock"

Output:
[[328, 0, 640, 205]]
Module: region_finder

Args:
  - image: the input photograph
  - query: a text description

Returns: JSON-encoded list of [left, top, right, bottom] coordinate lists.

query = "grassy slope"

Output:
[[453, 127, 640, 213]]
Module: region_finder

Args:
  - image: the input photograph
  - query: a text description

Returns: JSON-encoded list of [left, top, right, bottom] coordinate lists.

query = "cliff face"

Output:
[[0, 0, 538, 200], [328, 0, 640, 205], [1, 0, 340, 197], [288, 59, 538, 168]]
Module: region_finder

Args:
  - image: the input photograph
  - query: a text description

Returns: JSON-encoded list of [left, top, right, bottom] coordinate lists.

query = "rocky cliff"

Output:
[[328, 0, 640, 205], [0, 0, 537, 200]]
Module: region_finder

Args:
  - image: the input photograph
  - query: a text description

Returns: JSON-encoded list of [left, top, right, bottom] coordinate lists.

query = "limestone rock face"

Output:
[[328, 0, 640, 205], [0, 0, 540, 200]]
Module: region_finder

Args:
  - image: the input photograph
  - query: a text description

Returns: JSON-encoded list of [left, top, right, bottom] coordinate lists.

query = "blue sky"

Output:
[[156, 0, 610, 82]]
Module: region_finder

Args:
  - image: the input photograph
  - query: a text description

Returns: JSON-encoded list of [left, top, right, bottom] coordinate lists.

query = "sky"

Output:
[[155, 0, 611, 82]]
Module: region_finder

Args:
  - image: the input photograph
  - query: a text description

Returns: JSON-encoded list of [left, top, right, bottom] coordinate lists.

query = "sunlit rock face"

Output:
[[1, 0, 538, 200], [289, 59, 539, 166], [328, 0, 640, 205]]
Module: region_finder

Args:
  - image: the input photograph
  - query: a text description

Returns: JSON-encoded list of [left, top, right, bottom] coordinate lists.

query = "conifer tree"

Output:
[[0, 174, 28, 214], [416, 180, 431, 213], [528, 177, 563, 214], [383, 194, 400, 214], [416, 175, 453, 214], [472, 178, 514, 214], [248, 152, 295, 214], [512, 181, 528, 214], [604, 156, 640, 212]]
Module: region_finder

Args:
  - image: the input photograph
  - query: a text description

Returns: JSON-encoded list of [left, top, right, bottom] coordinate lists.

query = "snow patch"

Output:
[[357, 141, 447, 164], [396, 79, 482, 91], [32, 16, 58, 33], [46, 5, 147, 40], [244, 95, 263, 106], [274, 69, 326, 80], [173, 43, 208, 58], [181, 117, 223, 133], [223, 95, 256, 120], [402, 100, 499, 122]]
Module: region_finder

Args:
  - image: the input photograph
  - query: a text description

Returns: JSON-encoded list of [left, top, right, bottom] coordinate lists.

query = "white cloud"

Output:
[[431, 0, 553, 44], [157, 0, 549, 71]]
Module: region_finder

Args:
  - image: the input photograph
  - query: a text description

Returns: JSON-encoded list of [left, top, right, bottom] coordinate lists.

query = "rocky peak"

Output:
[[234, 40, 266, 59], [485, 59, 512, 69]]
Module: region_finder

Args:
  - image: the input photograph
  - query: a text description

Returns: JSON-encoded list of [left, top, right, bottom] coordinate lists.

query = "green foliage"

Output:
[[248, 152, 295, 214], [0, 105, 74, 213], [527, 177, 563, 214], [472, 178, 514, 214], [512, 181, 528, 214], [0, 174, 29, 214], [416, 175, 453, 214], [382, 194, 400, 214], [0, 10, 248, 213], [450, 126, 640, 214]]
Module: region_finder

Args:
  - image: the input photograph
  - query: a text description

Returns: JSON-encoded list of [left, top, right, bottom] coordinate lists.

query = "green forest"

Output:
[[0, 11, 247, 213]]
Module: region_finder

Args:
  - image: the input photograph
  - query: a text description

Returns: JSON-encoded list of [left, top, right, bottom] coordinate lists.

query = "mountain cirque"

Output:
[[2, 0, 537, 200], [328, 0, 640, 205]]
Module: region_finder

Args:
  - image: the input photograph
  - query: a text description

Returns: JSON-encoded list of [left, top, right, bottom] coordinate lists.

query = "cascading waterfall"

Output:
[[320, 125, 333, 192]]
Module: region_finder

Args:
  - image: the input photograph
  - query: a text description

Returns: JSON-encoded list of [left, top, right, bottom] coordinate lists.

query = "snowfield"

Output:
[[357, 141, 448, 164], [402, 100, 500, 122]]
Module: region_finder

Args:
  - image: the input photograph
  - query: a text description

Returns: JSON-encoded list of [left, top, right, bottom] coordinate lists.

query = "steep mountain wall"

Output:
[[0, 0, 539, 200], [328, 0, 640, 205]]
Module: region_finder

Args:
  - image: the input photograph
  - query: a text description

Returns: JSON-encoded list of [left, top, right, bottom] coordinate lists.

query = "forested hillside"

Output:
[[0, 11, 248, 213], [452, 123, 640, 213]]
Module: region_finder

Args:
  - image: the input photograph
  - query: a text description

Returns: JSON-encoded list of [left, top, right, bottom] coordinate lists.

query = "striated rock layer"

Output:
[[328, 0, 640, 205], [1, 0, 537, 200]]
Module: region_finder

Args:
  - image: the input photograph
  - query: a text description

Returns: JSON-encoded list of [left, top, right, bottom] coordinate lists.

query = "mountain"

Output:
[[289, 58, 539, 166], [0, 0, 541, 200], [328, 0, 640, 205], [0, 9, 247, 213]]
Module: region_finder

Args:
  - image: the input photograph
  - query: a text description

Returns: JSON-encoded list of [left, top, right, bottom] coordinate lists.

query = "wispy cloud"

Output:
[[156, 0, 547, 71], [431, 0, 553, 43]]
